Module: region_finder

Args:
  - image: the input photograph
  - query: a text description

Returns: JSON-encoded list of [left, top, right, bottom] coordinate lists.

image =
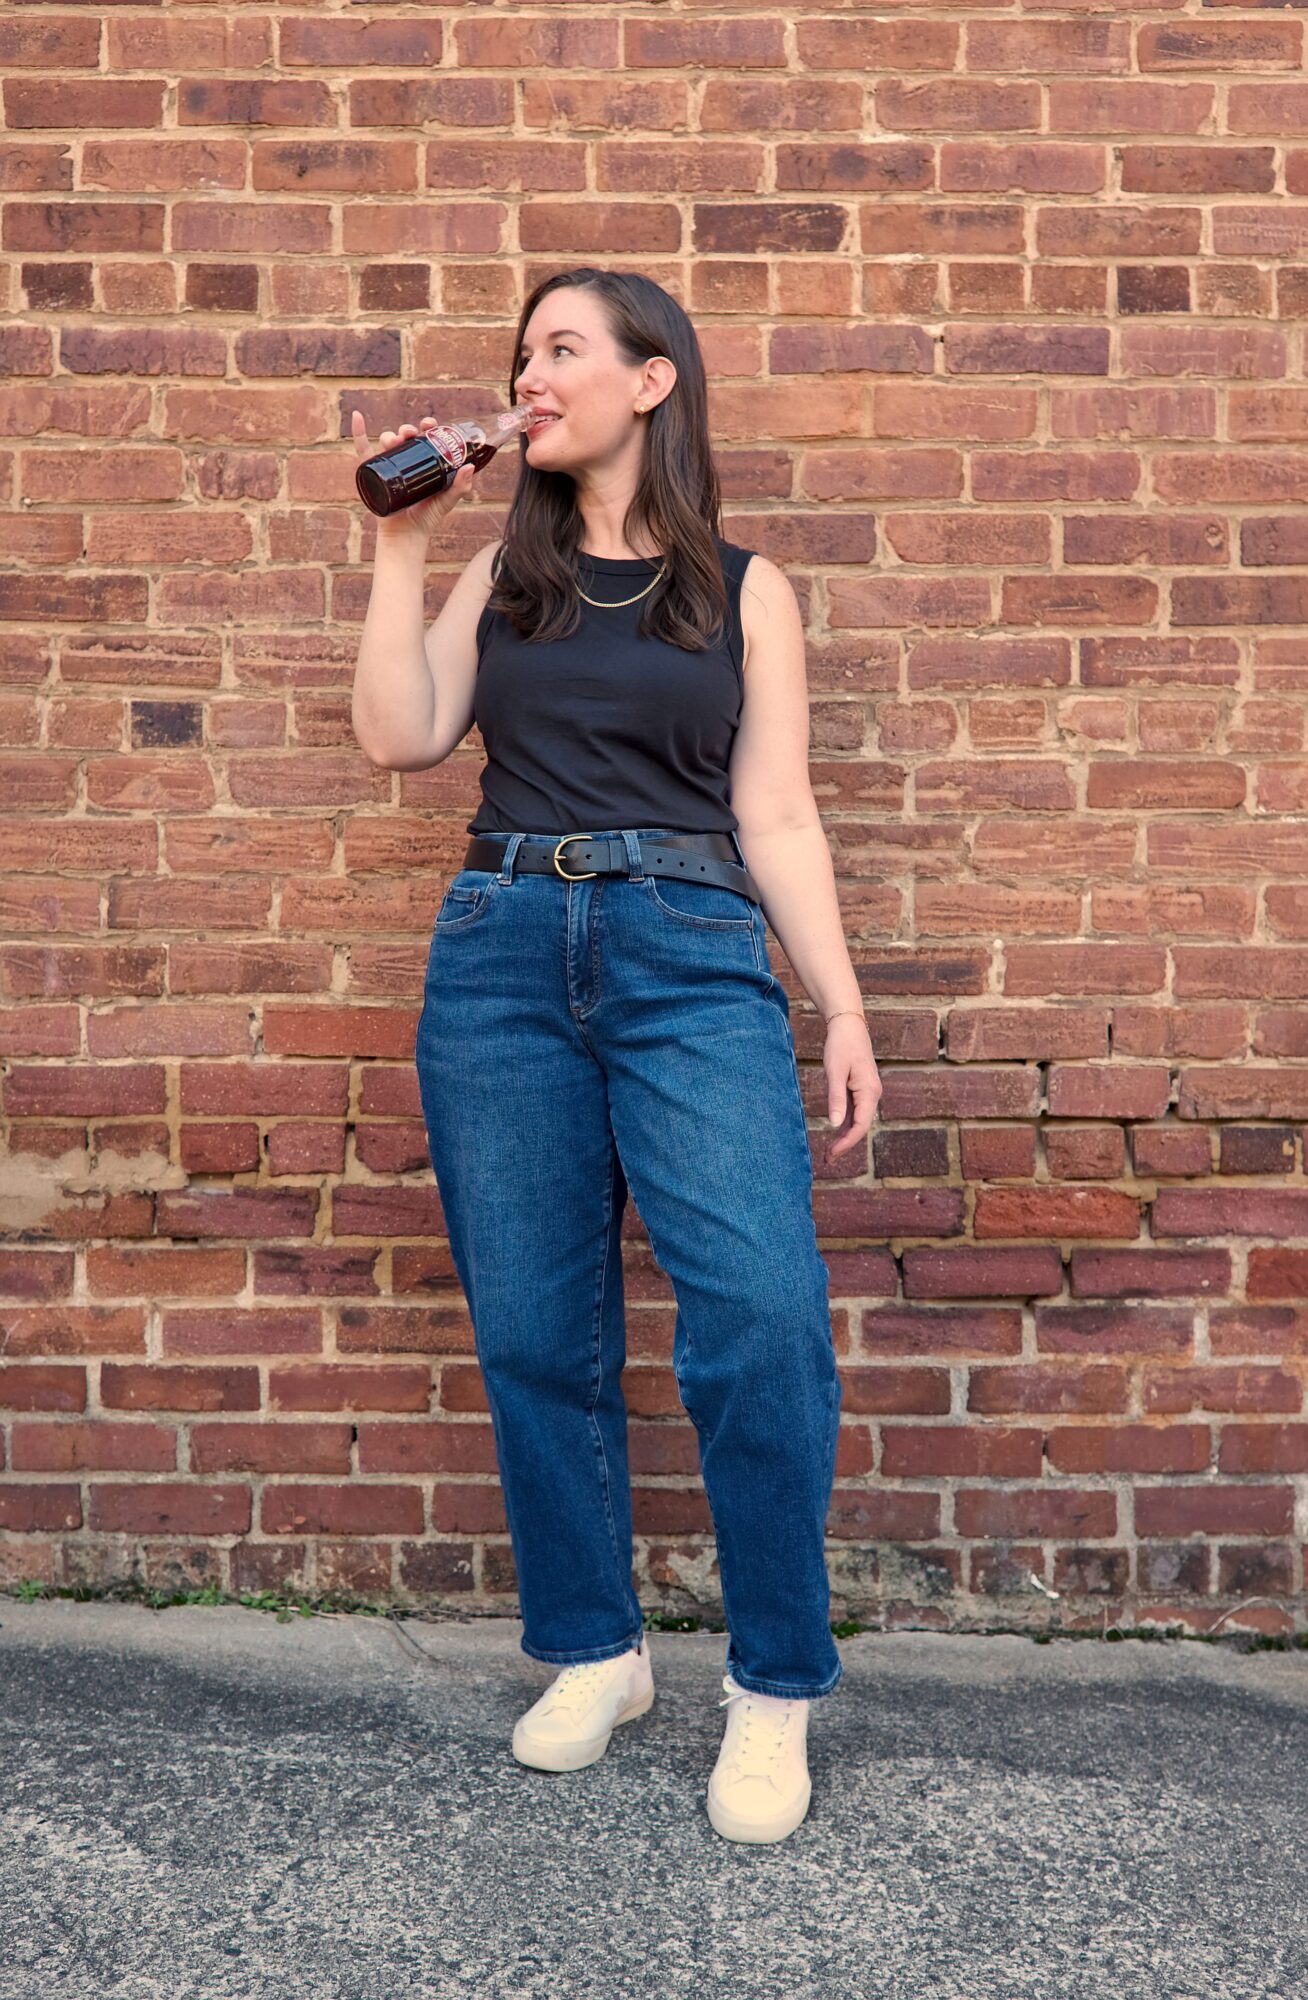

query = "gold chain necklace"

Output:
[[575, 559, 668, 609]]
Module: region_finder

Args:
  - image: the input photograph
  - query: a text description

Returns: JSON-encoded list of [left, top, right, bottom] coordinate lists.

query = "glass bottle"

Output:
[[355, 405, 538, 517]]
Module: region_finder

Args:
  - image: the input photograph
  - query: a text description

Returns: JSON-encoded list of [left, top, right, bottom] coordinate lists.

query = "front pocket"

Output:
[[643, 873, 756, 931], [434, 869, 499, 930]]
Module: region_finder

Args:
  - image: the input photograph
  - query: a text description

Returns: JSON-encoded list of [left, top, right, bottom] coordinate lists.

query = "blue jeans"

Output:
[[414, 827, 844, 1700]]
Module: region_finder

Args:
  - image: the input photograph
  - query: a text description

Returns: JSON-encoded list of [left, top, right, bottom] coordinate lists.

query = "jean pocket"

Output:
[[435, 869, 499, 930], [643, 873, 756, 931]]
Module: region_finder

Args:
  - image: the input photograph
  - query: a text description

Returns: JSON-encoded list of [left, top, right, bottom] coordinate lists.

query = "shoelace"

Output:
[[544, 1652, 636, 1714], [717, 1675, 800, 1774]]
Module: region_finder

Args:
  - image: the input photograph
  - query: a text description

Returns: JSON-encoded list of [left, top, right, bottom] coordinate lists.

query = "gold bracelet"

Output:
[[824, 1008, 866, 1025]]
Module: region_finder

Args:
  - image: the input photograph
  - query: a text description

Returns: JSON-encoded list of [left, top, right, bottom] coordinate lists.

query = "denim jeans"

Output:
[[414, 826, 844, 1700]]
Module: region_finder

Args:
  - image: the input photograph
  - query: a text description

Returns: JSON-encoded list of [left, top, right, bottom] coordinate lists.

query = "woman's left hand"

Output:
[[824, 1013, 882, 1159]]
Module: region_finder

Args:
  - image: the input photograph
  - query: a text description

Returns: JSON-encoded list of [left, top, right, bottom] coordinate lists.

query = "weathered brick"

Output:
[[903, 1247, 1064, 1299], [1135, 1486, 1293, 1537], [973, 1188, 1139, 1240], [1046, 1425, 1209, 1475], [968, 1364, 1129, 1415], [1070, 1248, 1231, 1298], [1047, 1066, 1172, 1120]]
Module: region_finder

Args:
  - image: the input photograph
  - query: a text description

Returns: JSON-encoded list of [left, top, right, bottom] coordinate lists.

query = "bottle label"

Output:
[[424, 424, 467, 470]]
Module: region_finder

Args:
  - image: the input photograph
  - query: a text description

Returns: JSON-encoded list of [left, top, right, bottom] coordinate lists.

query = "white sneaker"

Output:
[[511, 1635, 654, 1772], [706, 1673, 813, 1843]]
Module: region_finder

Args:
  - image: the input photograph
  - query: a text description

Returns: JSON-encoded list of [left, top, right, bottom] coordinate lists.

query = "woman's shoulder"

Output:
[[713, 533, 757, 587]]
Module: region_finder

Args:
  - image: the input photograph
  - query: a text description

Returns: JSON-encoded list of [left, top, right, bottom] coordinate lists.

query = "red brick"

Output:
[[287, 17, 444, 66], [960, 1127, 1038, 1181], [1089, 760, 1245, 812], [974, 1188, 1139, 1240], [1046, 1425, 1209, 1474], [88, 1482, 250, 1536], [1070, 1248, 1231, 1297], [0, 1484, 82, 1532], [1178, 1065, 1308, 1118], [268, 1365, 429, 1413], [800, 19, 952, 75], [1115, 1007, 1244, 1061], [839, 1368, 951, 1417], [1248, 1251, 1308, 1303], [1053, 1548, 1131, 1598], [880, 1425, 1042, 1478], [1143, 1366, 1302, 1415], [969, 1545, 1049, 1597], [1047, 1066, 1172, 1120], [357, 1422, 499, 1477], [1154, 1189, 1308, 1239], [1035, 1304, 1194, 1357], [918, 758, 1074, 814], [1003, 947, 1167, 998], [1093, 884, 1252, 941], [102, 1363, 260, 1413], [947, 1008, 1108, 1062], [1135, 1486, 1293, 1537], [1218, 1425, 1308, 1474], [955, 1489, 1117, 1538], [189, 1423, 352, 1475], [1217, 1545, 1294, 1599], [859, 1307, 1023, 1357], [11, 1421, 176, 1473], [903, 1247, 1064, 1299], [1210, 1305, 1308, 1356], [879, 80, 1039, 134], [1044, 1127, 1126, 1181], [1264, 1008, 1308, 1056], [1139, 21, 1301, 74], [880, 1068, 1040, 1120], [968, 1364, 1129, 1415], [827, 1490, 941, 1541], [430, 1483, 510, 1537], [260, 1483, 424, 1536], [178, 79, 333, 128], [908, 636, 1072, 692], [0, 1365, 86, 1412]]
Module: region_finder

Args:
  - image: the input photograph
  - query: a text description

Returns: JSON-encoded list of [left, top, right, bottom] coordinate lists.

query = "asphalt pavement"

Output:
[[1, 1599, 1304, 2000]]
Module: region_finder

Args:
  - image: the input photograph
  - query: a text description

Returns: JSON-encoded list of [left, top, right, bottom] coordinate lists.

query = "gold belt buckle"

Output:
[[553, 833, 600, 880]]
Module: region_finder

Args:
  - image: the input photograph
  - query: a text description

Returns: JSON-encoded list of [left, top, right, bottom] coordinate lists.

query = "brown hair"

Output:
[[485, 269, 729, 650]]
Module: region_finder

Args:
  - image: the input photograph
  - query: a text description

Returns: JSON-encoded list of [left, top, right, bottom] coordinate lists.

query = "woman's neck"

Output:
[[578, 545, 662, 562]]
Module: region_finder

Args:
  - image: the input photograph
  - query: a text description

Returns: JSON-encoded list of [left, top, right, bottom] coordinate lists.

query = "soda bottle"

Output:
[[355, 405, 539, 517]]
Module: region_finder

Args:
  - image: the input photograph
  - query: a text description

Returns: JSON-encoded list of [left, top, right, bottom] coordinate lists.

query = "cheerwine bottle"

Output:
[[355, 405, 539, 516]]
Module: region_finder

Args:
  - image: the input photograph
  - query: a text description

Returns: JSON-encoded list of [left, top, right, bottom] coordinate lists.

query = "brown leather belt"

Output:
[[463, 830, 762, 906]]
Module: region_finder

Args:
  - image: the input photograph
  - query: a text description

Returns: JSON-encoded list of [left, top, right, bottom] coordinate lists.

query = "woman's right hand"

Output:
[[351, 410, 477, 547]]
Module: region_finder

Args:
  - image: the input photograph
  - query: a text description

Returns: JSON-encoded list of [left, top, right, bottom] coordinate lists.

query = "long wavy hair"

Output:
[[484, 269, 729, 650]]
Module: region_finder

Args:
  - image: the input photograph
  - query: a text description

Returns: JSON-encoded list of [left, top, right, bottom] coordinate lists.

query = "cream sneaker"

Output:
[[511, 1635, 654, 1772], [706, 1673, 813, 1843]]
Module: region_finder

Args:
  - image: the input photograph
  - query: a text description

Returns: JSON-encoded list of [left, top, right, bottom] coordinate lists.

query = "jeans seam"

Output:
[[643, 875, 755, 933], [584, 1136, 628, 1597], [522, 1633, 643, 1667], [726, 1660, 844, 1699]]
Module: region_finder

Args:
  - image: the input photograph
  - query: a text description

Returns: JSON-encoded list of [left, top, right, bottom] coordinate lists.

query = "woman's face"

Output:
[[513, 291, 666, 475]]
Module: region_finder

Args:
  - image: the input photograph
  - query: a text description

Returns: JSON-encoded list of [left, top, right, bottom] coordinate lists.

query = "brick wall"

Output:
[[2, 4, 1307, 1638]]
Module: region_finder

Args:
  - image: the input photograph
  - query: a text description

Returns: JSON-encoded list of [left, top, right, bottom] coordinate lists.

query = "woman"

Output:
[[350, 268, 882, 1844]]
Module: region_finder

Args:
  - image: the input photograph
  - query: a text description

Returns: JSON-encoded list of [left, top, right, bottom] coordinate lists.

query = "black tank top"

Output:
[[466, 534, 753, 836]]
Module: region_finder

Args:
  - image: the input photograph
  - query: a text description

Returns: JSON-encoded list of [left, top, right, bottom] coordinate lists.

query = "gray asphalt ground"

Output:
[[0, 1601, 1304, 2000]]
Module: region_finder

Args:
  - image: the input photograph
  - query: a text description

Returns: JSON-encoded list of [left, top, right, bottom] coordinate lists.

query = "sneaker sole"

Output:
[[511, 1681, 654, 1773], [705, 1775, 812, 1844]]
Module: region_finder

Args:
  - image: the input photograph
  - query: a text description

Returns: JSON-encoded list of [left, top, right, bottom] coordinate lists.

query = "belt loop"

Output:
[[619, 829, 644, 882], [497, 833, 524, 885], [728, 827, 748, 871]]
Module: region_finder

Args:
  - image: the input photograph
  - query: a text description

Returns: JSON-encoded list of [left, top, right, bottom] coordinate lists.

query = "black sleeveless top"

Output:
[[467, 534, 753, 836]]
